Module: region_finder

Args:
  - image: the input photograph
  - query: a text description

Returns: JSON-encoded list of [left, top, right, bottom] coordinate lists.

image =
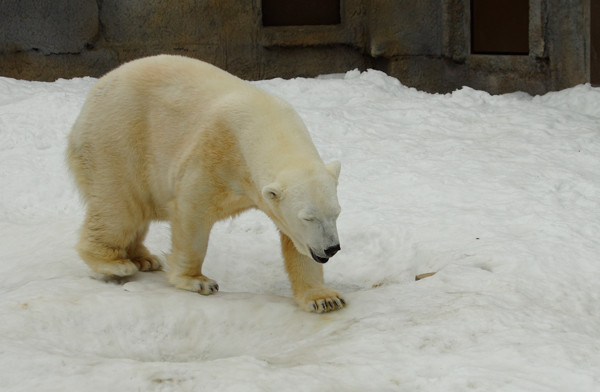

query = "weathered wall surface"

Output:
[[0, 0, 98, 55], [0, 0, 592, 94]]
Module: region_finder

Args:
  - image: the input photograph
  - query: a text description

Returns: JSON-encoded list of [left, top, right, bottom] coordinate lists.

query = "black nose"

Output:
[[324, 244, 341, 257]]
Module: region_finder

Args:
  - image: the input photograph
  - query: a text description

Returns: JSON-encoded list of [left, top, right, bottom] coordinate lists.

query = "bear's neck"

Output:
[[227, 98, 324, 190], [240, 132, 322, 191]]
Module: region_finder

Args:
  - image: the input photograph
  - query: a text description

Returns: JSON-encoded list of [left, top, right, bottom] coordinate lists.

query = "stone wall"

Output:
[[0, 0, 592, 94]]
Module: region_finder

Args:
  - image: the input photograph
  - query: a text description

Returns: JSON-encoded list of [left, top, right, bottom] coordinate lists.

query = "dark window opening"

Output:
[[592, 0, 600, 85], [471, 0, 529, 55], [262, 0, 341, 27]]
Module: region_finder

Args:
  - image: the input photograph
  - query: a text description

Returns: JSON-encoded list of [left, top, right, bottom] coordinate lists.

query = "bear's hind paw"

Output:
[[131, 255, 162, 272], [91, 259, 139, 277]]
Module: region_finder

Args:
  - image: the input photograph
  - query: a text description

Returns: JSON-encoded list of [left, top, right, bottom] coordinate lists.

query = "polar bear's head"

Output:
[[262, 161, 342, 263]]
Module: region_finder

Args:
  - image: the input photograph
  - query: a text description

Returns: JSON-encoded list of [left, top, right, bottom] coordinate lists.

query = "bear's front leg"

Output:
[[167, 211, 219, 295], [280, 233, 346, 313]]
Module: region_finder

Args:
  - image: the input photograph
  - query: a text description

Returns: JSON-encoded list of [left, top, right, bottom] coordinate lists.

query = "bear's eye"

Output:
[[299, 212, 316, 222], [298, 209, 315, 222]]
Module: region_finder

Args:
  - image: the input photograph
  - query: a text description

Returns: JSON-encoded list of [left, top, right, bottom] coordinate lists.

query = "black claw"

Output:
[[215, 284, 219, 291], [321, 302, 326, 310], [313, 303, 318, 311], [340, 298, 346, 305], [327, 300, 334, 308]]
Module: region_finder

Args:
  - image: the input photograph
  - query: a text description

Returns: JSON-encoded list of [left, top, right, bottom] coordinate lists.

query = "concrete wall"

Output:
[[0, 0, 591, 94]]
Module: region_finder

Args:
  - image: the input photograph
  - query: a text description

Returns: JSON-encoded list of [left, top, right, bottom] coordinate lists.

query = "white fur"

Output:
[[67, 55, 345, 313]]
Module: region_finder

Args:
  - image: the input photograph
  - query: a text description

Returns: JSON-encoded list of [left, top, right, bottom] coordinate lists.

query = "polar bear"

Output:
[[67, 55, 344, 313]]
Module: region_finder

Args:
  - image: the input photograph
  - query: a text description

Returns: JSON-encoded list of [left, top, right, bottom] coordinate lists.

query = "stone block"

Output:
[[100, 0, 256, 46], [0, 0, 98, 54], [366, 0, 441, 57]]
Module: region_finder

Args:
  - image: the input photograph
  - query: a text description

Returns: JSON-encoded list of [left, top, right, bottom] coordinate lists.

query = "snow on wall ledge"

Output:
[[1, 70, 599, 391]]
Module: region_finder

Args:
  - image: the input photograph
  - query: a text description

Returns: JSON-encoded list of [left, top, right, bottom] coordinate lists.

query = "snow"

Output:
[[1, 69, 600, 391]]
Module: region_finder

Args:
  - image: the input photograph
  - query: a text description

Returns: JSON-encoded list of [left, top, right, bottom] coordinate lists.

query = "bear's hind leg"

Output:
[[77, 209, 140, 277], [126, 223, 162, 272]]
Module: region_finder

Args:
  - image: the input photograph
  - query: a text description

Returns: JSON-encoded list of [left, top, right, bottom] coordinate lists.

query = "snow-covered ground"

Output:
[[1, 69, 599, 391]]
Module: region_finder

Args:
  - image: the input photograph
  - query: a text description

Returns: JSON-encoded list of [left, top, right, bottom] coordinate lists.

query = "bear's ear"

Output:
[[326, 160, 341, 180], [262, 183, 283, 201]]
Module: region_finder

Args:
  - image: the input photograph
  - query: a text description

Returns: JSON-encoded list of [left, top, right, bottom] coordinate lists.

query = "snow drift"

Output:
[[1, 70, 599, 391]]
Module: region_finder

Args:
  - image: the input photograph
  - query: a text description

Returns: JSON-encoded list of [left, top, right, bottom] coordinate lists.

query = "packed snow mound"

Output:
[[1, 71, 599, 391]]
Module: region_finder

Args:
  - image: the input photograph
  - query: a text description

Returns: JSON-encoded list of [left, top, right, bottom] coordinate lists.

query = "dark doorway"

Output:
[[471, 0, 529, 55], [592, 0, 600, 85], [262, 0, 341, 27]]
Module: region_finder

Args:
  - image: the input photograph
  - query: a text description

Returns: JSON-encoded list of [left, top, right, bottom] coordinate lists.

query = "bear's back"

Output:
[[68, 55, 321, 209]]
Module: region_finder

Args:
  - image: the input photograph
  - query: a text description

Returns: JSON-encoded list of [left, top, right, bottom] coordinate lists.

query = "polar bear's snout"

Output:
[[309, 243, 340, 264], [325, 244, 341, 257], [310, 248, 329, 264]]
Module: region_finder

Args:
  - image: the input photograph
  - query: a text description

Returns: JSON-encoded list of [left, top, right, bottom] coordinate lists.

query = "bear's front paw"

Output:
[[297, 287, 346, 313], [169, 273, 219, 295]]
